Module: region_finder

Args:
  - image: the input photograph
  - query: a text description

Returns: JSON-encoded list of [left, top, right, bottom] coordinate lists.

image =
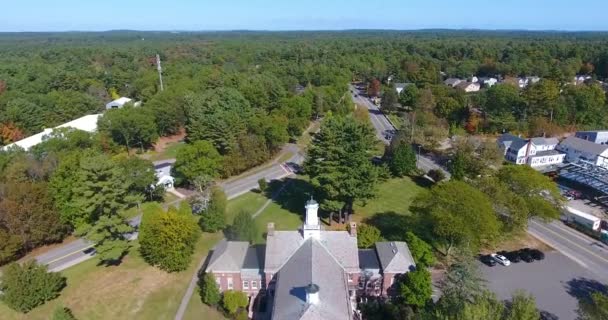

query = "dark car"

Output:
[[519, 249, 535, 263], [505, 250, 522, 263], [530, 249, 545, 260], [480, 254, 497, 267]]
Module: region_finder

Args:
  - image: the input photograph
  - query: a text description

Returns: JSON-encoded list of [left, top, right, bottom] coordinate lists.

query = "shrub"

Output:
[[0, 261, 66, 313]]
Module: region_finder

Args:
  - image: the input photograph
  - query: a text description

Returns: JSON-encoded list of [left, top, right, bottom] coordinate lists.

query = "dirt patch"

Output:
[[154, 129, 186, 153], [482, 232, 554, 254]]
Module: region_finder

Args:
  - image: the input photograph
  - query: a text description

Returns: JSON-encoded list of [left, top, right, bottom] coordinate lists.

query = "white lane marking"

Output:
[[529, 222, 608, 264], [527, 229, 589, 269]]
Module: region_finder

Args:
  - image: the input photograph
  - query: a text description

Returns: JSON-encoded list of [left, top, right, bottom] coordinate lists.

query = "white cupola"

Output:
[[303, 198, 320, 239]]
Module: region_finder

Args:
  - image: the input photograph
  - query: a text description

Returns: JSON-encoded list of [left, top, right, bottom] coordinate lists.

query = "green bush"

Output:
[[0, 261, 66, 313]]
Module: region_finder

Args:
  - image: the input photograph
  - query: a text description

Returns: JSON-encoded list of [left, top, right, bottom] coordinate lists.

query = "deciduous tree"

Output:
[[222, 290, 248, 315], [173, 140, 223, 186], [404, 232, 435, 267], [398, 268, 433, 309], [139, 206, 200, 272], [199, 272, 221, 306]]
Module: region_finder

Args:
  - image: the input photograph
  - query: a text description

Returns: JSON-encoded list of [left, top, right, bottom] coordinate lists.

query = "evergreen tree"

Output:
[[404, 232, 436, 268], [76, 215, 133, 264], [228, 210, 258, 243], [398, 268, 433, 309], [305, 116, 380, 222], [389, 144, 417, 177], [199, 187, 227, 233], [357, 224, 382, 248], [0, 261, 66, 313], [199, 272, 221, 306]]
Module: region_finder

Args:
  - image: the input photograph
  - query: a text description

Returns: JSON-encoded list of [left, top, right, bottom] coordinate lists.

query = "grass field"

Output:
[[353, 177, 424, 222], [143, 141, 186, 161], [0, 231, 223, 320]]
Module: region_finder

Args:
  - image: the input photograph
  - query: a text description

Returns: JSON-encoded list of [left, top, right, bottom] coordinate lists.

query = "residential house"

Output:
[[153, 159, 175, 189], [394, 82, 413, 95], [498, 134, 565, 168], [444, 78, 462, 87], [478, 77, 498, 88], [2, 114, 102, 151], [526, 76, 541, 85], [575, 130, 608, 145], [469, 76, 479, 83], [205, 199, 416, 319], [573, 75, 592, 85], [455, 81, 481, 93], [557, 136, 608, 169], [105, 97, 141, 110]]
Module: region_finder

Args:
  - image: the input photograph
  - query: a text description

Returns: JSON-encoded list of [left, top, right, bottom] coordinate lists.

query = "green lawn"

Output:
[[143, 141, 186, 161], [0, 231, 223, 320], [353, 177, 424, 221]]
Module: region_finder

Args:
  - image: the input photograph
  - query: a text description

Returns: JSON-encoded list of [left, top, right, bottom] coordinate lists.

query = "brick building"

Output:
[[205, 199, 416, 320]]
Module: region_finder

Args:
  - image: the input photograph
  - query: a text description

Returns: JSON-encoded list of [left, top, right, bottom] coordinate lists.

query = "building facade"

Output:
[[557, 136, 608, 169], [498, 134, 565, 168], [205, 199, 416, 320]]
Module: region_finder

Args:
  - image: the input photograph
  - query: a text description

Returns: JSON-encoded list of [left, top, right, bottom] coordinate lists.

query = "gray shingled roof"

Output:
[[265, 230, 359, 274], [271, 239, 352, 320], [559, 136, 608, 155], [444, 78, 462, 86], [375, 242, 416, 273], [205, 240, 252, 273], [358, 249, 380, 271], [530, 137, 559, 146]]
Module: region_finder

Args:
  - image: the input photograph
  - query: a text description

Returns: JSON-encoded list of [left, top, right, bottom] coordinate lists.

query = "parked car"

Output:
[[519, 248, 535, 263], [530, 249, 545, 260], [480, 254, 496, 267], [491, 253, 511, 266]]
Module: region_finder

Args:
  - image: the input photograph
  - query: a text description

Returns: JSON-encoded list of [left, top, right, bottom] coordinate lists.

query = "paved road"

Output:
[[528, 219, 608, 283], [349, 84, 450, 177]]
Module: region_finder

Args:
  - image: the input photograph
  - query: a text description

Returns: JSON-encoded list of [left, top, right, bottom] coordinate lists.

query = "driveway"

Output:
[[480, 251, 608, 319]]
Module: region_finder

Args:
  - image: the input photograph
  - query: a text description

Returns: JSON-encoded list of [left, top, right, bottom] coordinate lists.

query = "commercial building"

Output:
[[557, 136, 608, 169], [498, 134, 565, 168], [575, 130, 608, 145]]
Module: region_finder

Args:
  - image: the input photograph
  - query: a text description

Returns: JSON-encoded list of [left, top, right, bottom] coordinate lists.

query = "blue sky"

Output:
[[2, 0, 608, 32]]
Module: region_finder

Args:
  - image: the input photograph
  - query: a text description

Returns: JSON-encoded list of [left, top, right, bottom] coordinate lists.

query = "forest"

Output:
[[1, 30, 608, 266]]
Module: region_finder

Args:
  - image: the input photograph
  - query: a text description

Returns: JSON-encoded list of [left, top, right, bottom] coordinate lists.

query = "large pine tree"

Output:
[[305, 115, 380, 223]]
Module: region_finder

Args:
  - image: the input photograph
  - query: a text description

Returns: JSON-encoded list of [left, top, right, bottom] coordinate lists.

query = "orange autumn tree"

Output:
[[0, 123, 24, 145]]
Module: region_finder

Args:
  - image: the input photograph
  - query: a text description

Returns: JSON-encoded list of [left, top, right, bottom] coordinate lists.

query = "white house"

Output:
[[2, 114, 102, 151], [394, 82, 413, 95], [573, 75, 592, 85], [153, 159, 175, 189], [557, 136, 608, 168], [105, 97, 141, 110], [498, 134, 565, 168], [455, 82, 481, 93], [469, 76, 479, 83], [478, 77, 498, 88]]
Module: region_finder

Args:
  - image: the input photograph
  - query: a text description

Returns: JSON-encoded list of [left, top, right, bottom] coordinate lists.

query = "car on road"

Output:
[[491, 253, 511, 266], [480, 254, 497, 267]]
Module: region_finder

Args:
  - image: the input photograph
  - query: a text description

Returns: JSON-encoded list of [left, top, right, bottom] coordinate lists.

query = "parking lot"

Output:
[[480, 251, 607, 319]]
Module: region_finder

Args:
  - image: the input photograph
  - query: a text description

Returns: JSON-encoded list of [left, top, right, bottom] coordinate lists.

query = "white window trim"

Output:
[[243, 280, 249, 290], [227, 278, 233, 290], [251, 281, 258, 289]]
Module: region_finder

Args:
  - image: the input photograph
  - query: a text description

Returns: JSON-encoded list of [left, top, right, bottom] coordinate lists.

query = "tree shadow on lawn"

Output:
[[363, 211, 433, 242], [263, 177, 315, 221]]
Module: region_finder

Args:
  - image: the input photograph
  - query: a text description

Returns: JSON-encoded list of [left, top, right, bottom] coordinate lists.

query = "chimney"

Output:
[[305, 283, 320, 305], [267, 222, 275, 237], [349, 222, 357, 237]]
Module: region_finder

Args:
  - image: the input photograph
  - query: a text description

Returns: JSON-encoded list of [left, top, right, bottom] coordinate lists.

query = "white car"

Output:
[[490, 253, 511, 266]]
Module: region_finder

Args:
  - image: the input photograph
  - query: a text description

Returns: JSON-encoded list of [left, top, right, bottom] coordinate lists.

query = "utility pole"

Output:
[[156, 54, 164, 92]]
